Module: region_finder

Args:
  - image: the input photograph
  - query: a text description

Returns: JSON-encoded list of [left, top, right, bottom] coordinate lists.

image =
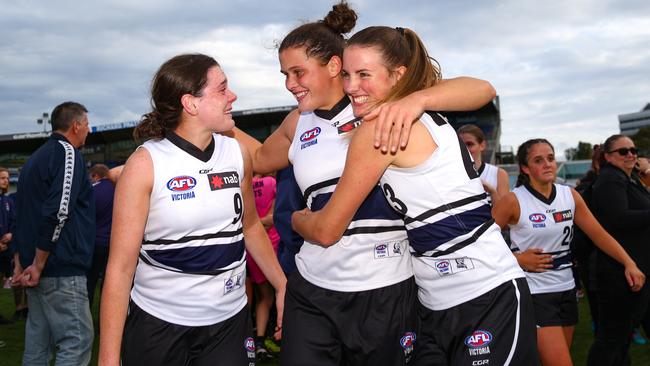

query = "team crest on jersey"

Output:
[[224, 272, 244, 295], [208, 171, 239, 191], [300, 127, 321, 149], [553, 209, 573, 223], [166, 176, 197, 201], [434, 257, 475, 276], [529, 213, 546, 228], [400, 331, 416, 362], [465, 330, 492, 356], [374, 240, 406, 259]]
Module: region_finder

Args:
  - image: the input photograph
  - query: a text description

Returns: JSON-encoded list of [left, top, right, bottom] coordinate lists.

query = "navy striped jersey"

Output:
[[380, 112, 523, 310], [510, 183, 576, 294], [131, 132, 247, 326], [288, 98, 413, 292]]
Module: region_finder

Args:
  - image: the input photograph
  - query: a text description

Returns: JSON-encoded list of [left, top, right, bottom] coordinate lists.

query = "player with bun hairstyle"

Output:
[[291, 24, 537, 366], [229, 2, 497, 365]]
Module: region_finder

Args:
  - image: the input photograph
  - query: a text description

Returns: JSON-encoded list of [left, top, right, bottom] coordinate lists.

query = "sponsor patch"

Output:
[[224, 272, 244, 295], [433, 257, 475, 276], [553, 209, 573, 223], [208, 171, 239, 191], [465, 330, 492, 357], [337, 117, 362, 134], [374, 240, 406, 259], [166, 175, 196, 192]]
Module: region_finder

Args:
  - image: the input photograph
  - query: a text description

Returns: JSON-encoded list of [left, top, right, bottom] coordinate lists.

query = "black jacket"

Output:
[[14, 133, 95, 277], [592, 163, 650, 274]]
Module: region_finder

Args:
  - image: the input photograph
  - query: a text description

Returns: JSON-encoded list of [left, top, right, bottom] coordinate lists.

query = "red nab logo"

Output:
[[208, 171, 240, 191], [553, 209, 573, 223], [166, 176, 196, 191], [464, 330, 493, 348], [300, 127, 321, 142], [528, 213, 546, 223]]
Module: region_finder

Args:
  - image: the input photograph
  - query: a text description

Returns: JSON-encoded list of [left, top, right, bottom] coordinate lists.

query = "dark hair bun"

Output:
[[322, 1, 357, 35]]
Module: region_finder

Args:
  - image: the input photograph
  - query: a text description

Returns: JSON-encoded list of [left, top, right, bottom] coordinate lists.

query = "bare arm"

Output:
[[238, 144, 287, 334], [227, 109, 299, 174], [572, 189, 645, 291], [99, 148, 153, 366], [366, 77, 496, 153], [496, 168, 511, 200], [291, 122, 396, 246], [260, 199, 275, 230], [492, 192, 552, 272]]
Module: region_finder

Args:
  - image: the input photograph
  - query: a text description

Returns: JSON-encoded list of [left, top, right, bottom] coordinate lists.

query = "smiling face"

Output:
[[604, 136, 637, 175], [279, 46, 342, 112], [342, 45, 403, 117], [194, 66, 237, 133], [521, 142, 557, 185]]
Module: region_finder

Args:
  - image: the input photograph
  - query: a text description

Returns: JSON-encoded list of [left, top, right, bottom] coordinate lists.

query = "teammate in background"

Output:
[[292, 25, 537, 365], [228, 2, 497, 365], [458, 124, 510, 203], [248, 173, 282, 360], [492, 138, 645, 366], [99, 54, 286, 366]]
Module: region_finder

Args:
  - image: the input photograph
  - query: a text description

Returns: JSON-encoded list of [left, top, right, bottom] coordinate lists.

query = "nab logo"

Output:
[[553, 210, 573, 223], [528, 213, 546, 223], [464, 330, 493, 348], [208, 171, 240, 191], [300, 127, 321, 142], [244, 337, 255, 352], [166, 176, 196, 192]]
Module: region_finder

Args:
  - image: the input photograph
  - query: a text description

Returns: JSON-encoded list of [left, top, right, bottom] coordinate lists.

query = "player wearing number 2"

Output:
[[492, 138, 645, 366]]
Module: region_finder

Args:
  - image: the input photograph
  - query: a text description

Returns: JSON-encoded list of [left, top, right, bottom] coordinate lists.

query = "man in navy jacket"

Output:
[[13, 101, 95, 365]]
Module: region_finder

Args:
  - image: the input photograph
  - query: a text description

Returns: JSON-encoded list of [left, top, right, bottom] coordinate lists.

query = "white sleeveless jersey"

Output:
[[131, 133, 247, 326], [380, 112, 524, 310], [288, 98, 412, 292], [510, 183, 576, 294], [479, 163, 499, 192]]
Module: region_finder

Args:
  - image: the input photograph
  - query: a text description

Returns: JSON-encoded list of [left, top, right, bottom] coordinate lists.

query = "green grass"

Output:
[[1, 287, 649, 365]]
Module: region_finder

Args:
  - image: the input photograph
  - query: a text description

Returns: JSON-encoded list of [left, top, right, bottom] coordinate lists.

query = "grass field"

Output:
[[1, 287, 649, 365]]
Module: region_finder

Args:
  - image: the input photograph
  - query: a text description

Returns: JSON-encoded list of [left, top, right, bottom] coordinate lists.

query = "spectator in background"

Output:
[[587, 134, 650, 366], [248, 173, 282, 360], [637, 156, 650, 188], [0, 166, 16, 324], [87, 163, 115, 308], [12, 101, 95, 365]]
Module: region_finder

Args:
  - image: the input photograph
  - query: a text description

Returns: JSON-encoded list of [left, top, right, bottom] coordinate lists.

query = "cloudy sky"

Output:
[[1, 0, 649, 154]]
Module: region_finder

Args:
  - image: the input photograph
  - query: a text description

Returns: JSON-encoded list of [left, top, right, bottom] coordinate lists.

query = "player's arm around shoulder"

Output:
[[99, 147, 153, 366], [230, 109, 299, 175]]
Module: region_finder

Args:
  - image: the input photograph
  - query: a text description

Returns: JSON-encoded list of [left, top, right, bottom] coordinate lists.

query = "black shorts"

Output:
[[280, 272, 419, 366], [416, 277, 539, 366], [531, 288, 578, 327], [122, 300, 255, 366]]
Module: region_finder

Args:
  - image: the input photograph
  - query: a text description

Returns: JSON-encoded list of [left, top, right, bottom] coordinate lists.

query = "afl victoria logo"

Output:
[[528, 213, 546, 223], [464, 330, 493, 348], [300, 127, 321, 142], [166, 176, 196, 191]]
